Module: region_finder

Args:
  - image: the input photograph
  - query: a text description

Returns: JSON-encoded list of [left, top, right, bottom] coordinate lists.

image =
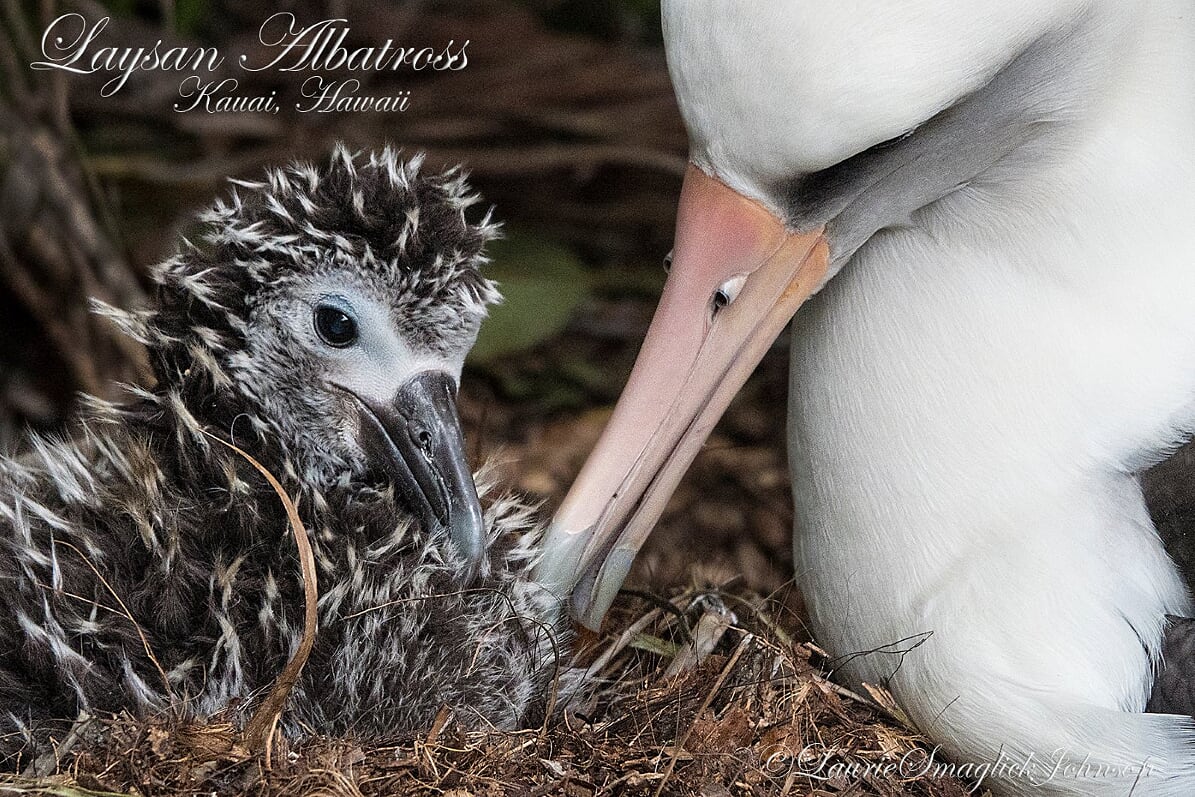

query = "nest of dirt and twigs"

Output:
[[3, 586, 973, 797]]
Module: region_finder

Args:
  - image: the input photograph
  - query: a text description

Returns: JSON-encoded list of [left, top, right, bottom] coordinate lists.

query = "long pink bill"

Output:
[[534, 164, 830, 629]]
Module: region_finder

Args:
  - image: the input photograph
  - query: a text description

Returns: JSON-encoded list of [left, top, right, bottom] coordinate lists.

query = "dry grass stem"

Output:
[[201, 431, 319, 752]]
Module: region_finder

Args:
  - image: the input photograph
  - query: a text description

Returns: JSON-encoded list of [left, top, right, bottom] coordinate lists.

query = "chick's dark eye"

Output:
[[314, 305, 358, 347]]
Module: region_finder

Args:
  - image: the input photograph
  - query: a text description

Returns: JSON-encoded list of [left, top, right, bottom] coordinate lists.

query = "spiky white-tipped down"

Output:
[[0, 148, 562, 762]]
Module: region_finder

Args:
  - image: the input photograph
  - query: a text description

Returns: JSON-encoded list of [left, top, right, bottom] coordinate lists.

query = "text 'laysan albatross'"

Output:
[[536, 2, 1195, 795]]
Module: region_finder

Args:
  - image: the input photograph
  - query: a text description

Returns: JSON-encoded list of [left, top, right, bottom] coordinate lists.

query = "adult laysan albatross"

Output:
[[536, 1, 1195, 794]]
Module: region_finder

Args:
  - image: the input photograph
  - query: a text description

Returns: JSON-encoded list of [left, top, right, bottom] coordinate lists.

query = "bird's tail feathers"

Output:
[[928, 697, 1195, 795]]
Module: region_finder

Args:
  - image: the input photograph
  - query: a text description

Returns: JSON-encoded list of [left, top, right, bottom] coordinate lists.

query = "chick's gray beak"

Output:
[[355, 371, 485, 581]]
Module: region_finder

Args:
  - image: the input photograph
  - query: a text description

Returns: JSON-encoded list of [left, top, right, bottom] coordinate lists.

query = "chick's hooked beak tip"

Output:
[[351, 370, 487, 583]]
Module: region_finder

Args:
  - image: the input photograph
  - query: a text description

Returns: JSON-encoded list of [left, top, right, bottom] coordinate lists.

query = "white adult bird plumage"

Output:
[[536, 1, 1195, 794]]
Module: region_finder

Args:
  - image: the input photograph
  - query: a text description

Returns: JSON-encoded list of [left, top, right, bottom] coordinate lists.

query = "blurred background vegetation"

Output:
[[0, 0, 797, 600]]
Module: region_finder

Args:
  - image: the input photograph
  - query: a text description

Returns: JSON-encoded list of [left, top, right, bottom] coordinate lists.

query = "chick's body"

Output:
[[0, 147, 559, 758]]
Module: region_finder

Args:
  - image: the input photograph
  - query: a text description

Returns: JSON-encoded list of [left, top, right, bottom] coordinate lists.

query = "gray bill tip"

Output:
[[572, 548, 634, 631], [355, 370, 488, 582], [532, 521, 594, 598]]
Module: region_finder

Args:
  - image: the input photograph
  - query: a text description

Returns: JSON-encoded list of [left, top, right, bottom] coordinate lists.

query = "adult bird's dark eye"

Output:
[[314, 306, 358, 347]]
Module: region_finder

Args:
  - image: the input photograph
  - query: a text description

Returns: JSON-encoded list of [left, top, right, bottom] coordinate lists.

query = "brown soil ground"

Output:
[[2, 587, 971, 797]]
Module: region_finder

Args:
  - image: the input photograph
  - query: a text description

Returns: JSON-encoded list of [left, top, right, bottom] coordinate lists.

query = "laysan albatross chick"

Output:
[[0, 146, 560, 761]]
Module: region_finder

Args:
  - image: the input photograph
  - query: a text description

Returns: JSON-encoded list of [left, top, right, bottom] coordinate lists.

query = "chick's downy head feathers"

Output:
[[117, 145, 502, 488]]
